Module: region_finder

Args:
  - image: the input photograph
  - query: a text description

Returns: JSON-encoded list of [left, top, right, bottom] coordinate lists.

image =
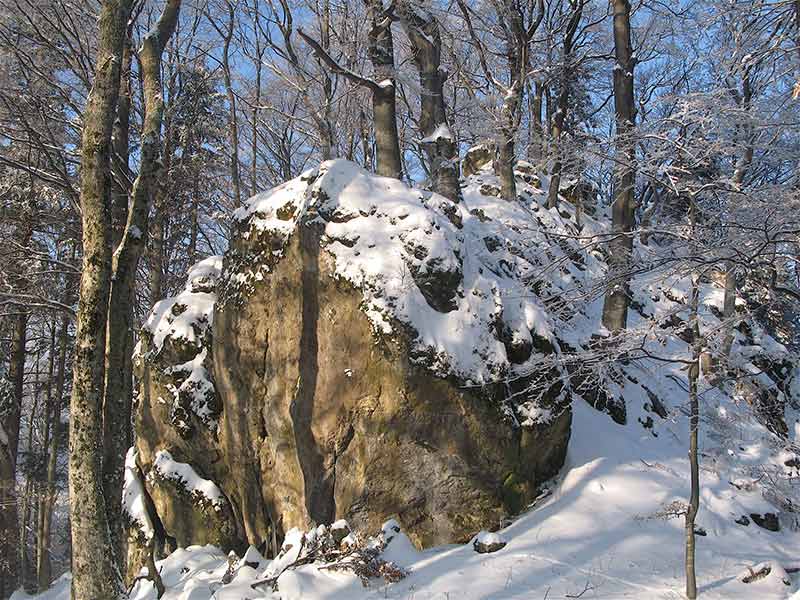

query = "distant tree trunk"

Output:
[[69, 1, 133, 598], [35, 324, 56, 590], [250, 0, 264, 195], [685, 272, 701, 600], [103, 0, 182, 565], [396, 1, 460, 202], [601, 0, 636, 332], [215, 1, 242, 206], [529, 80, 544, 161], [318, 0, 335, 161], [0, 311, 26, 599], [456, 0, 543, 201], [721, 72, 753, 358], [19, 346, 42, 593], [37, 305, 70, 591], [546, 1, 584, 209]]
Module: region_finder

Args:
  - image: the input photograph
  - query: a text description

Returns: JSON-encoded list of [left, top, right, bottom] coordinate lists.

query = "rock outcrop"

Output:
[[127, 160, 573, 573]]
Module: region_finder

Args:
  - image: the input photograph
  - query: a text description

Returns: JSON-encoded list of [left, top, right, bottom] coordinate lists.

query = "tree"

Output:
[[546, 0, 586, 209], [297, 0, 403, 179], [455, 0, 545, 201], [601, 0, 636, 332], [68, 1, 133, 597], [102, 0, 182, 564], [395, 0, 460, 202]]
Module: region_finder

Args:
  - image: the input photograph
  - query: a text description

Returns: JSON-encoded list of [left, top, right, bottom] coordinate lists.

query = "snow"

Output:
[[141, 256, 221, 353], [137, 256, 222, 432], [419, 123, 453, 143], [26, 395, 800, 600], [230, 159, 561, 386], [24, 162, 800, 600], [122, 447, 154, 541], [150, 450, 225, 509]]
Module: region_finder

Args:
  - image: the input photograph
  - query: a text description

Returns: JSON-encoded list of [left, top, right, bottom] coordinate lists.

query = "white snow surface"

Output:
[[149, 450, 225, 509], [141, 256, 222, 353], [231, 159, 561, 385], [122, 447, 154, 541], [21, 399, 800, 599]]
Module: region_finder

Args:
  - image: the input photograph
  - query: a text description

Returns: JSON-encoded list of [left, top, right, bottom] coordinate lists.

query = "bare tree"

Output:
[[546, 0, 586, 209], [395, 0, 460, 202], [103, 0, 182, 563], [601, 0, 636, 332], [68, 1, 133, 597], [297, 0, 402, 179], [456, 0, 545, 201]]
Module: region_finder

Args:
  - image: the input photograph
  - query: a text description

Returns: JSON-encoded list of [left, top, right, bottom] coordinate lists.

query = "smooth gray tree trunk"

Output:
[[601, 0, 636, 332]]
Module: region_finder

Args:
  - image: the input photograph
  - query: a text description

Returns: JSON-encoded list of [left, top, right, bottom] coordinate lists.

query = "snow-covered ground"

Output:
[[17, 161, 800, 600], [17, 395, 800, 600]]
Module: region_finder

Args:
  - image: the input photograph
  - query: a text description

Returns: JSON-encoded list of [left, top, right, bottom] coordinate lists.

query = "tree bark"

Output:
[[37, 305, 70, 591], [0, 312, 26, 599], [685, 272, 701, 600], [217, 1, 242, 205], [69, 1, 133, 598], [721, 73, 753, 358], [529, 80, 544, 161], [601, 0, 636, 332], [366, 0, 402, 179], [396, 1, 460, 202], [298, 0, 403, 180], [111, 33, 133, 247], [546, 1, 584, 209], [103, 0, 182, 566], [19, 346, 43, 593]]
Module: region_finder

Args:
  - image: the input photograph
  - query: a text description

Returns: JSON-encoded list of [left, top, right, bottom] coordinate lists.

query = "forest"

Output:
[[1, 0, 800, 599]]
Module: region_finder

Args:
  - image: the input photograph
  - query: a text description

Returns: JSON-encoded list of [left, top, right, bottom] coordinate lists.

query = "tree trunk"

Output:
[[250, 0, 263, 195], [319, 0, 335, 161], [685, 272, 701, 600], [0, 312, 26, 599], [103, 0, 182, 566], [529, 80, 544, 161], [397, 1, 460, 202], [111, 34, 133, 247], [19, 347, 43, 593], [496, 118, 517, 200], [601, 0, 636, 332], [546, 2, 583, 209], [69, 1, 133, 598], [721, 73, 753, 358], [37, 307, 69, 591], [219, 1, 242, 205], [366, 0, 402, 179], [545, 84, 568, 209]]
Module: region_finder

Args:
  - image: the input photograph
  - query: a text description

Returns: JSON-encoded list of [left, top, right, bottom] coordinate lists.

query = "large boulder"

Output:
[[129, 160, 571, 569]]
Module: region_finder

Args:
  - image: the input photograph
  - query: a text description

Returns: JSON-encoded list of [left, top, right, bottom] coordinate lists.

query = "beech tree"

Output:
[[601, 0, 636, 332], [396, 0, 460, 202], [69, 0, 134, 595]]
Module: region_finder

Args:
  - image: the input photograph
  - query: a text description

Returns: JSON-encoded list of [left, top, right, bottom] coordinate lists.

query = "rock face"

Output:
[[128, 160, 572, 570]]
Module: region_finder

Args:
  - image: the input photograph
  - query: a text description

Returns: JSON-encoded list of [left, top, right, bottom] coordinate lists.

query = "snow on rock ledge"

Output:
[[135, 256, 222, 436], [130, 159, 575, 576], [225, 159, 558, 387], [149, 450, 226, 511]]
